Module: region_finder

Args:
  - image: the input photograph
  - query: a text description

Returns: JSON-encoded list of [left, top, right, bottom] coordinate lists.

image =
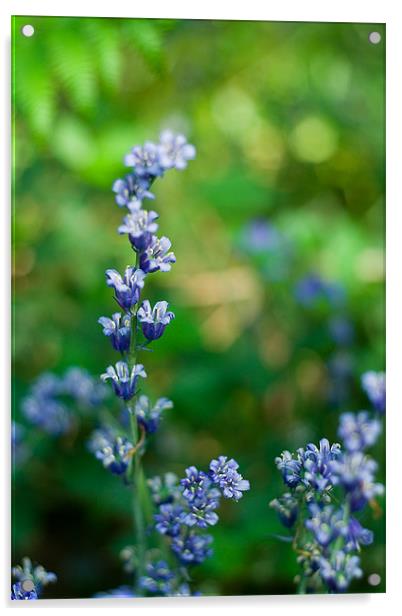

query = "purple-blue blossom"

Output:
[[316, 551, 362, 592], [300, 439, 342, 493], [361, 371, 386, 414], [22, 394, 72, 435], [154, 503, 186, 537], [276, 439, 341, 493], [338, 411, 382, 452], [62, 367, 107, 408], [330, 451, 384, 512], [11, 558, 56, 600], [148, 472, 180, 506], [305, 504, 344, 547], [88, 428, 133, 475], [21, 369, 107, 435], [137, 300, 175, 341], [11, 582, 38, 601], [275, 450, 302, 487], [158, 130, 196, 170], [181, 466, 213, 503], [180, 466, 220, 528], [139, 561, 175, 596], [139, 235, 176, 274], [101, 361, 146, 401], [171, 532, 213, 565], [209, 456, 250, 500], [328, 316, 355, 346], [118, 209, 159, 251], [342, 517, 373, 552], [134, 395, 173, 433], [112, 173, 154, 209], [105, 267, 146, 311], [98, 312, 131, 353], [124, 141, 164, 177], [269, 493, 299, 528], [295, 274, 345, 308], [12, 421, 28, 466]]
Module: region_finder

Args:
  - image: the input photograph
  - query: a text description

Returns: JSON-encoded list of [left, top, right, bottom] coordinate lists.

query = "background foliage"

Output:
[[12, 16, 385, 597]]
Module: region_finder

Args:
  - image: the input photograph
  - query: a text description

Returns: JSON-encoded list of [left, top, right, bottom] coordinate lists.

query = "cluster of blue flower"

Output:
[[87, 132, 249, 597], [271, 370, 385, 593], [137, 456, 250, 593], [21, 367, 107, 435], [11, 558, 56, 601]]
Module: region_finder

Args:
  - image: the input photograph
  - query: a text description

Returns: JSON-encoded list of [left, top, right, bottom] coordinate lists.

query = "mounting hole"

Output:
[[368, 573, 381, 586], [21, 579, 35, 592], [369, 31, 381, 45], [21, 24, 35, 38]]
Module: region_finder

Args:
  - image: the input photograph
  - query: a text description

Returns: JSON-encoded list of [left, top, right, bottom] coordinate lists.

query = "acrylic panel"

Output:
[[11, 16, 385, 600]]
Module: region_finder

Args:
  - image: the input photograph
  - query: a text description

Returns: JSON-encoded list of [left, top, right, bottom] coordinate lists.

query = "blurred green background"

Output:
[[12, 16, 385, 597]]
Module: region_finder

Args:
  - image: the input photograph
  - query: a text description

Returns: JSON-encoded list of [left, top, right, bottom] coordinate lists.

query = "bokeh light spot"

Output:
[[368, 573, 381, 586], [369, 32, 381, 45], [22, 24, 35, 37], [290, 116, 338, 163]]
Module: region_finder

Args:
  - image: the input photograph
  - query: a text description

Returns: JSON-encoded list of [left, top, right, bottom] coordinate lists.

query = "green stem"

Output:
[[129, 412, 146, 594], [297, 572, 306, 594], [127, 248, 148, 594]]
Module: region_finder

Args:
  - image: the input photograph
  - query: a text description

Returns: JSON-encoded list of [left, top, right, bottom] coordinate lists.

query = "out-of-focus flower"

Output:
[[11, 582, 38, 600], [134, 395, 173, 433], [330, 451, 384, 512], [148, 472, 180, 506], [269, 493, 299, 528], [139, 561, 175, 596], [118, 210, 159, 251], [62, 368, 107, 408], [158, 130, 196, 170], [124, 142, 164, 177], [154, 503, 187, 537], [328, 316, 355, 346], [241, 219, 282, 254], [112, 173, 154, 210], [12, 421, 28, 466], [22, 395, 72, 435], [21, 369, 107, 436], [342, 517, 373, 552], [11, 558, 56, 600], [361, 371, 386, 414], [88, 428, 133, 475], [171, 532, 213, 565], [295, 274, 345, 308], [305, 504, 344, 547], [137, 300, 175, 341], [101, 361, 146, 401], [338, 411, 382, 452], [317, 551, 362, 592]]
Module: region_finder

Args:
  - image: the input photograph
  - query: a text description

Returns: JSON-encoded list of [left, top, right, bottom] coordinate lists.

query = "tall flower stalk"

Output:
[[91, 131, 250, 597]]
